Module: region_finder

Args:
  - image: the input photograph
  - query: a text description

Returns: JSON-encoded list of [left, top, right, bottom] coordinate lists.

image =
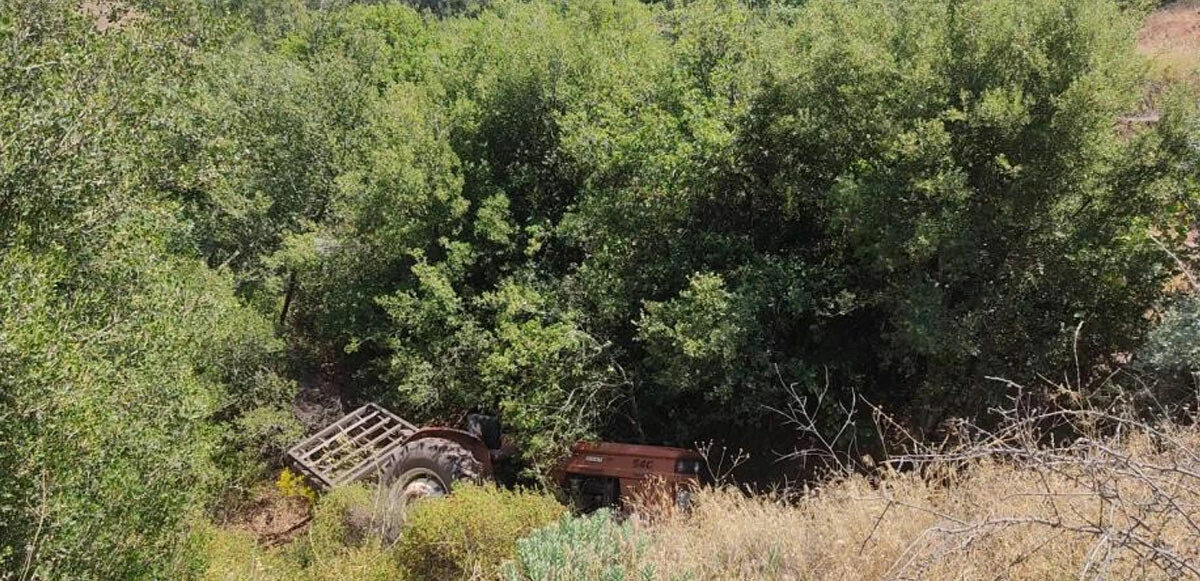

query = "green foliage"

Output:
[[0, 213, 286, 578], [638, 273, 752, 401], [396, 484, 567, 580], [735, 0, 1167, 421], [317, 0, 1174, 446], [279, 2, 433, 90], [1145, 295, 1200, 378], [189, 484, 562, 581], [503, 510, 656, 581], [185, 523, 296, 581], [160, 39, 366, 308], [1132, 97, 1200, 405], [0, 1, 296, 576], [276, 468, 318, 505], [4, 0, 1200, 575], [290, 0, 1182, 452], [304, 484, 389, 556]]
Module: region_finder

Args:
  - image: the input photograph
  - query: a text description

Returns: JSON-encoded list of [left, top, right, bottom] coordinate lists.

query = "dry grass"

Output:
[[643, 458, 1188, 578], [630, 420, 1200, 580], [205, 423, 1200, 580], [1139, 1, 1200, 86]]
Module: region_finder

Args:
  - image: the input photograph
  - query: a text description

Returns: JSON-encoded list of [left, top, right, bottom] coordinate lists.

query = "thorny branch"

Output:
[[767, 365, 865, 474], [868, 379, 1200, 579], [771, 360, 1200, 578]]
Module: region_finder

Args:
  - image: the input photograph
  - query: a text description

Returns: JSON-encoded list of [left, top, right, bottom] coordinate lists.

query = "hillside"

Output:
[[2, 0, 1200, 579]]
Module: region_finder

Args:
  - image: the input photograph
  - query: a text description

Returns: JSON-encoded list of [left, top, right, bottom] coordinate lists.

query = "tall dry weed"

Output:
[[630, 401, 1200, 580]]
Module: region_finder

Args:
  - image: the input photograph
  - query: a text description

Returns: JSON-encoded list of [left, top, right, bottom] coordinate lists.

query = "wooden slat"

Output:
[[309, 414, 398, 468], [294, 407, 381, 461], [287, 403, 418, 490], [336, 439, 408, 486], [321, 422, 410, 478]]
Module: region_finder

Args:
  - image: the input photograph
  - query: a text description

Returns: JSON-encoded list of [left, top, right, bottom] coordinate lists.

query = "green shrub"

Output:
[[188, 523, 402, 581], [186, 523, 299, 581], [276, 468, 318, 506], [185, 488, 401, 581], [397, 484, 566, 580], [288, 544, 402, 581], [305, 484, 392, 556], [221, 404, 305, 489], [503, 510, 655, 581]]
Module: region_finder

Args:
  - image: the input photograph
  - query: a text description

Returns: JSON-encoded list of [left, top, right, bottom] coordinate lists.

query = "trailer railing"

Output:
[[286, 403, 417, 489]]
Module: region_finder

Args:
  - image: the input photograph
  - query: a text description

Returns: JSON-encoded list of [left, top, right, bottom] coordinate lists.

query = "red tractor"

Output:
[[287, 403, 703, 511], [554, 441, 702, 512]]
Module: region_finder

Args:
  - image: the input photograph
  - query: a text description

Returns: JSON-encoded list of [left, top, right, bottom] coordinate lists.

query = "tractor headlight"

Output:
[[674, 459, 701, 474]]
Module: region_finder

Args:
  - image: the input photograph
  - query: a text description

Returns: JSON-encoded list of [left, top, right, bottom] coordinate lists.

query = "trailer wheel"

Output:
[[385, 437, 482, 507]]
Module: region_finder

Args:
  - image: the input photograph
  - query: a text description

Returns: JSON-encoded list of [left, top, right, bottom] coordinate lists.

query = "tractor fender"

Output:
[[403, 427, 494, 479]]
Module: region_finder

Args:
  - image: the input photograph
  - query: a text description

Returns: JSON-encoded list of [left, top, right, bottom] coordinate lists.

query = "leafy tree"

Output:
[[4, 1, 1198, 575], [1, 1, 295, 576], [280, 0, 1185, 452]]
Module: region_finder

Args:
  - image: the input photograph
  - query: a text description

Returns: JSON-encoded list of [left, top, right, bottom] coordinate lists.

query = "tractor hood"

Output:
[[571, 441, 702, 461]]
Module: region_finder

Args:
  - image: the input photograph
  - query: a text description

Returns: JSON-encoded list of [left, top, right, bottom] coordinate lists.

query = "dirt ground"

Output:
[[220, 484, 313, 548], [81, 2, 137, 31]]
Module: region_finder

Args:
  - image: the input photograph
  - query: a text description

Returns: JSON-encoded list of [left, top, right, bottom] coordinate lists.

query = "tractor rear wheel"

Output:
[[385, 437, 482, 507]]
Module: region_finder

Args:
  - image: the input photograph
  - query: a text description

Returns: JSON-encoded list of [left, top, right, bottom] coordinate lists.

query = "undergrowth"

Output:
[[196, 408, 1200, 580], [191, 483, 566, 581]]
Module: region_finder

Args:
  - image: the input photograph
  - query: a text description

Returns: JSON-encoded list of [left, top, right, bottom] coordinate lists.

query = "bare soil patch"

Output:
[[220, 484, 312, 548], [80, 1, 139, 32]]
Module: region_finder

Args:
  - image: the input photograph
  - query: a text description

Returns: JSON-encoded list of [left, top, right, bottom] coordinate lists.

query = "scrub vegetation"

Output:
[[3, 0, 1200, 578]]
